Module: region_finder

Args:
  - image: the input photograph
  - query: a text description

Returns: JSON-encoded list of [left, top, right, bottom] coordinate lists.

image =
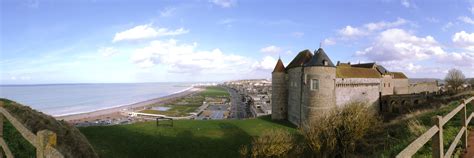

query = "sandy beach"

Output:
[[56, 87, 203, 123]]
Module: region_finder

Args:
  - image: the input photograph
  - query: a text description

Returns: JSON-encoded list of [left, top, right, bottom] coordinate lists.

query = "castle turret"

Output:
[[302, 48, 336, 122], [271, 58, 288, 120]]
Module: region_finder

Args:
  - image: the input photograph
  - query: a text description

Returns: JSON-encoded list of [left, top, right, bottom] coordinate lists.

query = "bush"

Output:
[[407, 119, 427, 136], [240, 129, 299, 158], [300, 101, 381, 157]]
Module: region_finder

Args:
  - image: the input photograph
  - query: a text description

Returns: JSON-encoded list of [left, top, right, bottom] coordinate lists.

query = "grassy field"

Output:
[[79, 116, 295, 158], [199, 86, 230, 97], [140, 86, 230, 117]]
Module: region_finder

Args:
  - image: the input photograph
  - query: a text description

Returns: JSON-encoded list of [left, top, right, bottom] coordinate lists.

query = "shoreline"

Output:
[[56, 87, 203, 122]]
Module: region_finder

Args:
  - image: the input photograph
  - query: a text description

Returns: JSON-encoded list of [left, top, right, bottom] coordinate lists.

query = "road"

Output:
[[225, 87, 249, 119]]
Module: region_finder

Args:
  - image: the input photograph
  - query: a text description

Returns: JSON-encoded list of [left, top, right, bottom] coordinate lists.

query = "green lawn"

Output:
[[79, 116, 295, 158], [140, 86, 230, 117], [200, 86, 230, 97]]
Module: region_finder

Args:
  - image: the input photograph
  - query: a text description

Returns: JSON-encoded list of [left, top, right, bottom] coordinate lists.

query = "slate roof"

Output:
[[336, 66, 382, 78], [376, 65, 389, 74], [390, 72, 408, 79], [351, 63, 376, 69], [304, 48, 336, 67], [272, 58, 286, 73], [285, 49, 313, 70]]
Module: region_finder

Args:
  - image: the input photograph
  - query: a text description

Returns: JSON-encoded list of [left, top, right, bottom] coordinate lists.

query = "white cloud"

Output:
[[210, 0, 236, 8], [470, 6, 474, 14], [160, 7, 176, 17], [253, 56, 277, 70], [260, 45, 282, 54], [401, 0, 410, 8], [355, 29, 474, 74], [98, 47, 119, 57], [131, 39, 257, 74], [355, 29, 444, 61], [442, 22, 454, 31], [364, 18, 408, 31], [322, 38, 336, 46], [338, 26, 367, 38], [113, 24, 189, 42], [336, 18, 409, 39], [458, 16, 474, 25], [452, 31, 474, 50]]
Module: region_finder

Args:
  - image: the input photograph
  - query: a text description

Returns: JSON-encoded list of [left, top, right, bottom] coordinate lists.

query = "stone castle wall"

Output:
[[393, 78, 409, 94], [302, 67, 336, 123], [335, 78, 380, 109], [381, 75, 394, 96], [409, 82, 438, 94], [286, 68, 303, 125], [271, 72, 288, 120]]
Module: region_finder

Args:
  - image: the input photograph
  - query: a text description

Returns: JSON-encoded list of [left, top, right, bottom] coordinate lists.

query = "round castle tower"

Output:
[[271, 58, 288, 120], [302, 48, 336, 122]]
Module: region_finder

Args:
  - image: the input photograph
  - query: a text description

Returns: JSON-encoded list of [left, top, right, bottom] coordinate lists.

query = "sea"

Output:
[[0, 83, 194, 117]]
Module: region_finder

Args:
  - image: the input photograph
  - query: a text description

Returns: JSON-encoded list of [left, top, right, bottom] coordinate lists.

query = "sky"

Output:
[[1, 0, 474, 84]]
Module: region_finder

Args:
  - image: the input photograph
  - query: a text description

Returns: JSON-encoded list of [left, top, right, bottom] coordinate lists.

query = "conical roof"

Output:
[[272, 58, 286, 73], [285, 49, 313, 70], [304, 48, 335, 67]]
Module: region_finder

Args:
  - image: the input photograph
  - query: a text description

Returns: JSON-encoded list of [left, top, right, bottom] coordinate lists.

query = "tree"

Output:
[[444, 68, 466, 91], [469, 78, 474, 88]]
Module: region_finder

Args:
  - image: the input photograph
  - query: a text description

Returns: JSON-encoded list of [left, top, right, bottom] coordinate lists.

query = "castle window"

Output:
[[323, 60, 328, 66], [311, 79, 319, 91], [389, 83, 391, 87], [384, 83, 386, 87]]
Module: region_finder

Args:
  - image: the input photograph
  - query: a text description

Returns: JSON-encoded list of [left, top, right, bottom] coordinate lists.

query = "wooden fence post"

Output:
[[432, 115, 443, 158], [36, 130, 57, 158], [462, 100, 468, 150]]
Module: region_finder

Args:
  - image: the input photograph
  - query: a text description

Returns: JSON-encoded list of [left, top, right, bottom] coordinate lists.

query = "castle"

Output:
[[271, 48, 438, 126]]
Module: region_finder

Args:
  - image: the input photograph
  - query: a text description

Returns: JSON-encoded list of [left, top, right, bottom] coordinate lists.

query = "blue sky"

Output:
[[1, 0, 474, 84]]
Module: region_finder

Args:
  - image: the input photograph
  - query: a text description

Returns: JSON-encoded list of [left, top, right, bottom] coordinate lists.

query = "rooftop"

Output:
[[336, 66, 382, 78]]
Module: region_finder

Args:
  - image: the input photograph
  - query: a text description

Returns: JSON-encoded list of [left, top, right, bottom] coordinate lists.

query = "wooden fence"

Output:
[[397, 97, 474, 158], [0, 106, 63, 158]]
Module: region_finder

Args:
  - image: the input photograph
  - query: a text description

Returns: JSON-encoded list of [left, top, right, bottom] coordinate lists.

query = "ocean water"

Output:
[[0, 83, 193, 116]]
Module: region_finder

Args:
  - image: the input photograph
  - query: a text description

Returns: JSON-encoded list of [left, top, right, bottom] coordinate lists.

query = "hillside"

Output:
[[0, 99, 98, 158]]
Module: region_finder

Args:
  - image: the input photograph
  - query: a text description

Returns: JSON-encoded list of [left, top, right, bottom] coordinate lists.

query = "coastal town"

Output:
[[64, 80, 274, 127]]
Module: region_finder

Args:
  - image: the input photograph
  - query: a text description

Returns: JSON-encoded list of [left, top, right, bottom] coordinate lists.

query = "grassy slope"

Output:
[[140, 86, 230, 117], [368, 100, 474, 157], [2, 119, 36, 157], [79, 116, 295, 158], [0, 99, 99, 158]]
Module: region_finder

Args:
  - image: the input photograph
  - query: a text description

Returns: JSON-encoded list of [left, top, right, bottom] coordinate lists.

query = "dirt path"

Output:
[[463, 129, 474, 158]]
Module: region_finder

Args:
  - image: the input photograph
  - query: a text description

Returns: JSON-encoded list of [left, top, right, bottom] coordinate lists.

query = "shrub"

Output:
[[240, 129, 298, 158], [407, 119, 427, 136], [300, 101, 381, 157]]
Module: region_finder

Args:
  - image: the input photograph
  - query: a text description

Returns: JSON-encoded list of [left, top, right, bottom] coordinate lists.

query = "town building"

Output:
[[271, 48, 438, 126]]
